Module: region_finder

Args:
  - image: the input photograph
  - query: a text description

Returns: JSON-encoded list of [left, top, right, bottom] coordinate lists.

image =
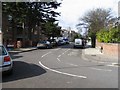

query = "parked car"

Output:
[[57, 40, 65, 46], [48, 39, 57, 47], [0, 44, 13, 75], [63, 39, 69, 44], [74, 39, 84, 48], [37, 40, 52, 49]]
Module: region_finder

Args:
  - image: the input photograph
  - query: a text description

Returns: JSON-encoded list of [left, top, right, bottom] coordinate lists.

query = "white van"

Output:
[[74, 39, 84, 48]]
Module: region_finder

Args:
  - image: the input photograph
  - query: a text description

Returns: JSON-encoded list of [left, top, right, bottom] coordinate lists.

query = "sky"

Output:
[[56, 0, 120, 32]]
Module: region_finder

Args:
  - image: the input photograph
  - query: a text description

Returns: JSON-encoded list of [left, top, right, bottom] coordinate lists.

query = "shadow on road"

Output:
[[58, 44, 86, 49], [9, 52, 23, 60], [2, 61, 46, 82], [11, 55, 23, 60]]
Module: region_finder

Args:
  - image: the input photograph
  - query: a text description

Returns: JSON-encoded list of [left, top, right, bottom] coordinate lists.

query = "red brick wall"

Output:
[[96, 41, 119, 56]]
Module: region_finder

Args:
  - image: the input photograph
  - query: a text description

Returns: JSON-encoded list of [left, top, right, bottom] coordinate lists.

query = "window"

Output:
[[0, 46, 7, 56]]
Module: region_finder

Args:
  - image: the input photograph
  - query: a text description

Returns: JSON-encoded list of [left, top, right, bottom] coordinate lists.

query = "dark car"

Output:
[[48, 39, 57, 47], [63, 39, 69, 44], [57, 40, 65, 46], [37, 40, 52, 49]]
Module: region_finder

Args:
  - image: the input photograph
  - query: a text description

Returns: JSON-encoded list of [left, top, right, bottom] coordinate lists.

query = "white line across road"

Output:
[[107, 64, 119, 67], [90, 67, 112, 72], [39, 61, 87, 79], [68, 63, 78, 67], [58, 55, 61, 57], [52, 48, 61, 51], [58, 49, 70, 58], [57, 58, 61, 62], [41, 51, 51, 58]]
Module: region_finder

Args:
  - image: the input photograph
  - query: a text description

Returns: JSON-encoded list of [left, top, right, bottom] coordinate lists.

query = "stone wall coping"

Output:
[[97, 42, 120, 46]]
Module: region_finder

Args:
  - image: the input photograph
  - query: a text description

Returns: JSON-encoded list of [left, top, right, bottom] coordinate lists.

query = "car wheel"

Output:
[[74, 45, 76, 48], [46, 46, 49, 49]]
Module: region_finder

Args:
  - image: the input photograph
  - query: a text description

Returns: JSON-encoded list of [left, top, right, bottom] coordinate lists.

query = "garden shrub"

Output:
[[97, 27, 120, 43]]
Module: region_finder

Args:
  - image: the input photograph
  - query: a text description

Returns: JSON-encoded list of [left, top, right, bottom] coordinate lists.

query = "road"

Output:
[[2, 44, 118, 88]]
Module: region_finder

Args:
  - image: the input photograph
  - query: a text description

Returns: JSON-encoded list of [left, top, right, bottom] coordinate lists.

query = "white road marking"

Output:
[[68, 63, 78, 66], [58, 49, 70, 58], [90, 67, 112, 72], [57, 58, 61, 62], [64, 49, 70, 53], [52, 48, 61, 51], [112, 63, 119, 65], [39, 61, 87, 79], [41, 52, 51, 58], [58, 55, 61, 57], [107, 64, 119, 67]]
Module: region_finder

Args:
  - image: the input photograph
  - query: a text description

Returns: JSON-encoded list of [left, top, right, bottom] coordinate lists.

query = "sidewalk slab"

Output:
[[8, 47, 37, 53], [83, 48, 102, 55], [82, 47, 118, 63]]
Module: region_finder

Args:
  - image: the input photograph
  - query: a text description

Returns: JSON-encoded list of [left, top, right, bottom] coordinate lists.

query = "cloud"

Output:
[[56, 0, 119, 31]]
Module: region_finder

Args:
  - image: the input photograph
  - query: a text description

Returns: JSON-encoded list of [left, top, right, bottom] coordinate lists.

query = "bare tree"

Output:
[[77, 8, 114, 47]]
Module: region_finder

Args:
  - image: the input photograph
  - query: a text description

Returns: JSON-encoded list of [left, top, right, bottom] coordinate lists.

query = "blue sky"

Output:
[[56, 0, 120, 32]]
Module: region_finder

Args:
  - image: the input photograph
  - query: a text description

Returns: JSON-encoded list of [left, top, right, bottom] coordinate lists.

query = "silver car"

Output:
[[0, 44, 13, 74], [37, 40, 52, 49]]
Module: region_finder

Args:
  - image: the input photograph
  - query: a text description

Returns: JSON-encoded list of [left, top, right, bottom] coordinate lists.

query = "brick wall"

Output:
[[96, 41, 119, 57]]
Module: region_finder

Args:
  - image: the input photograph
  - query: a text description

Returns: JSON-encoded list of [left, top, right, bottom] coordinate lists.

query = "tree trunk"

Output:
[[91, 34, 96, 48]]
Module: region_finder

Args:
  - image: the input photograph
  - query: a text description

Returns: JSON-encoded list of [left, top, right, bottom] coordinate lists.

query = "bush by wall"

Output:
[[97, 27, 120, 43]]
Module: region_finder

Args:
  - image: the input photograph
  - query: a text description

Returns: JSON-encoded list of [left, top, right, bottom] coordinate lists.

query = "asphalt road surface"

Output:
[[2, 44, 118, 88]]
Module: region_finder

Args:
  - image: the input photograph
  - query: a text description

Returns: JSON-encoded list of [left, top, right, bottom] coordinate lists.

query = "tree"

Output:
[[77, 8, 114, 47], [2, 2, 61, 46], [42, 21, 61, 38]]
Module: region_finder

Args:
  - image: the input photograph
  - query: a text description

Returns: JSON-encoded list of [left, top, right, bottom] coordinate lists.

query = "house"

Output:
[[2, 14, 43, 48], [61, 29, 78, 42]]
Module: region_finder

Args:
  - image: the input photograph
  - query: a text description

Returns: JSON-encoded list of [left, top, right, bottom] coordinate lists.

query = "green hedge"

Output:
[[97, 27, 120, 43]]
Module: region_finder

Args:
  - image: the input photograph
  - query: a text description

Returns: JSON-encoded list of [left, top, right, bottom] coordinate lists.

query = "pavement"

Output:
[[8, 47, 37, 53], [82, 46, 118, 65]]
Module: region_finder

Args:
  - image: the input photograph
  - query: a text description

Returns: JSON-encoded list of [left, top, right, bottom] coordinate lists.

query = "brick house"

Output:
[[2, 14, 44, 48]]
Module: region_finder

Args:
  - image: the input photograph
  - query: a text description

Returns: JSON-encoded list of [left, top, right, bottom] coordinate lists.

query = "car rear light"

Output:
[[4, 56, 11, 62]]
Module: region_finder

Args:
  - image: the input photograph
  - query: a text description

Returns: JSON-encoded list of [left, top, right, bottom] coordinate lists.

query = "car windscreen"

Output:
[[39, 41, 46, 44], [0, 46, 7, 56]]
